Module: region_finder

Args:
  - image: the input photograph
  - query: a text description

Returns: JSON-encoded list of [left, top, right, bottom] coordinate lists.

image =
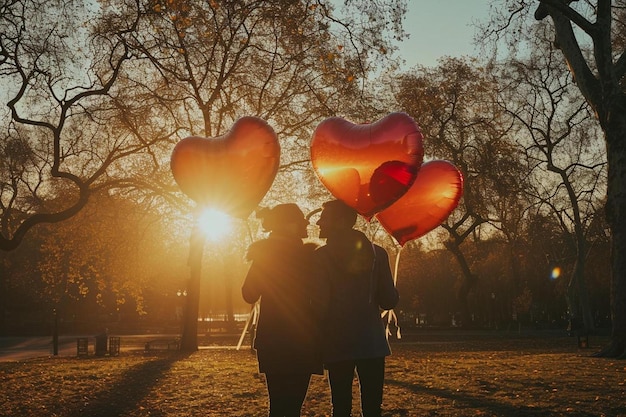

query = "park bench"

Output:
[[144, 338, 180, 351]]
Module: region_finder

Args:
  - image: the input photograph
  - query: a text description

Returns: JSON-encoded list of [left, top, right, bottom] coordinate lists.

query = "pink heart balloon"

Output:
[[310, 112, 424, 218], [376, 160, 463, 246], [170, 116, 280, 219]]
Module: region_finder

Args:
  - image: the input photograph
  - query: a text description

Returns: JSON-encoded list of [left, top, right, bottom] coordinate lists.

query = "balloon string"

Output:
[[393, 246, 402, 285], [237, 302, 259, 350], [237, 219, 259, 351], [383, 247, 403, 340]]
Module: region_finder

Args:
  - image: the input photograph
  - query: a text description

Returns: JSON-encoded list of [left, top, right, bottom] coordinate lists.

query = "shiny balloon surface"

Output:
[[170, 116, 280, 219], [376, 160, 463, 246], [310, 112, 424, 218]]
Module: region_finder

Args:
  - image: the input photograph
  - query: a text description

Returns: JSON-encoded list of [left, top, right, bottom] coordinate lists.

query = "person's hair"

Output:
[[322, 199, 357, 228], [256, 203, 306, 232]]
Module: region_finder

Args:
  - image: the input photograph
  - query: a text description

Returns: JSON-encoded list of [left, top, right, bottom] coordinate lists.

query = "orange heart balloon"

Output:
[[310, 112, 424, 218], [376, 160, 463, 246], [170, 117, 280, 219]]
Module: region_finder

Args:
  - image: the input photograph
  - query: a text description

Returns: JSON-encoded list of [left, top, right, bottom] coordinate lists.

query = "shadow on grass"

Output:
[[68, 353, 190, 417], [385, 378, 598, 417]]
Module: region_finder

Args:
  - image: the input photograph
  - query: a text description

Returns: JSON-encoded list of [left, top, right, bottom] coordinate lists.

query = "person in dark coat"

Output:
[[315, 199, 399, 417], [242, 203, 323, 417]]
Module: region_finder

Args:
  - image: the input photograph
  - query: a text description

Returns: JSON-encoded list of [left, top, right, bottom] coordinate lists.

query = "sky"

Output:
[[395, 1, 493, 68]]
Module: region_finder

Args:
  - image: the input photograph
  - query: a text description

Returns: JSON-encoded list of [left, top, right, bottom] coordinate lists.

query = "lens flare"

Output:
[[197, 208, 232, 241], [551, 267, 561, 280]]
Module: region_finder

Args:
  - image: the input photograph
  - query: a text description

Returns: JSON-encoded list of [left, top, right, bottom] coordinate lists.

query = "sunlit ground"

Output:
[[1, 332, 623, 417]]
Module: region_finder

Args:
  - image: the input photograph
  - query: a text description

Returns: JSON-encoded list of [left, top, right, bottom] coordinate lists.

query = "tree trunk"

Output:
[[533, 0, 625, 357], [180, 228, 205, 352], [608, 219, 626, 358], [599, 104, 626, 358], [567, 254, 595, 334], [445, 240, 477, 327], [575, 255, 595, 332]]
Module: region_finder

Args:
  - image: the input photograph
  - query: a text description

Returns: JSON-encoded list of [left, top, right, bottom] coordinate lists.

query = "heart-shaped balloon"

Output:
[[376, 160, 463, 246], [170, 116, 280, 219], [310, 112, 424, 218]]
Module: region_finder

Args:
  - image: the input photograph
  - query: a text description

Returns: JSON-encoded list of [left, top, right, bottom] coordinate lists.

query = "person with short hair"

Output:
[[315, 199, 399, 417], [242, 203, 323, 417]]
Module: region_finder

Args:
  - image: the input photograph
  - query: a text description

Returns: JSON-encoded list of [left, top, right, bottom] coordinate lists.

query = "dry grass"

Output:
[[1, 331, 625, 417]]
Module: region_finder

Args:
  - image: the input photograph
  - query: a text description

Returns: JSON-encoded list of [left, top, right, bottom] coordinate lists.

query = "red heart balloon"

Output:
[[170, 116, 280, 219], [376, 160, 463, 246], [310, 112, 424, 218]]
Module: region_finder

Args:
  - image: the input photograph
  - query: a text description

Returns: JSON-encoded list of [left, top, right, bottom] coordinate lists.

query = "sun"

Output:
[[197, 208, 232, 241]]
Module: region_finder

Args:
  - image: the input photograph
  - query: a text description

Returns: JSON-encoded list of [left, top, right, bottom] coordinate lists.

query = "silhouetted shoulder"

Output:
[[246, 239, 272, 262]]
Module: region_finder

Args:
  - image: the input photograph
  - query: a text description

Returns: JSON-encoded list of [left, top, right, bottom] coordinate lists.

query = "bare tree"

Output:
[[394, 57, 523, 326], [0, 0, 178, 251], [483, 0, 626, 358], [119, 0, 407, 350], [497, 23, 607, 336], [0, 0, 408, 345]]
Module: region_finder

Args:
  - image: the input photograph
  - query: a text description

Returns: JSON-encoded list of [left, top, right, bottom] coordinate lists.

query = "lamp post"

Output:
[[176, 289, 187, 333], [52, 308, 59, 356]]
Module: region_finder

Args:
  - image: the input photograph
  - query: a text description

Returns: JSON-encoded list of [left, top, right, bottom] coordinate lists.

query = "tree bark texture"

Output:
[[537, 0, 626, 357], [180, 228, 206, 352], [603, 106, 626, 357], [446, 240, 477, 327]]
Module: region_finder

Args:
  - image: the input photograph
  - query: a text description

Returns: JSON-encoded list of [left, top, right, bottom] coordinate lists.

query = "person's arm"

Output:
[[310, 249, 331, 321], [375, 246, 399, 310], [242, 242, 264, 304], [241, 262, 262, 304]]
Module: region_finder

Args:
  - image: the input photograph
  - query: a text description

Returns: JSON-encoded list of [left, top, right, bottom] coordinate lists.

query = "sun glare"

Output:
[[197, 208, 232, 241]]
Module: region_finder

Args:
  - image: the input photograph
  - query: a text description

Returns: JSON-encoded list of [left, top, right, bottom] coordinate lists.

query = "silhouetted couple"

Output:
[[242, 200, 399, 417]]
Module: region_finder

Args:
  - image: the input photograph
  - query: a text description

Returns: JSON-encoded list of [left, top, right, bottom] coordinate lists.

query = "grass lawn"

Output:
[[0, 331, 625, 416]]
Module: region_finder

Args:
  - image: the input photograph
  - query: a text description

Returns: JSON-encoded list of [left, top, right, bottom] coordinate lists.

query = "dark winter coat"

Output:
[[315, 229, 399, 364], [242, 235, 323, 375]]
